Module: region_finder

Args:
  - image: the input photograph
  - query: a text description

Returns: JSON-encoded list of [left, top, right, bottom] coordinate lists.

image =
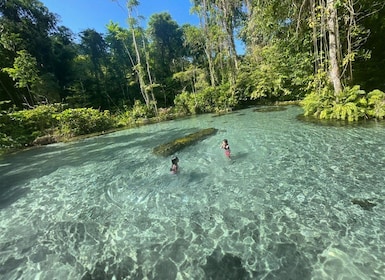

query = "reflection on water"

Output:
[[1, 106, 385, 279]]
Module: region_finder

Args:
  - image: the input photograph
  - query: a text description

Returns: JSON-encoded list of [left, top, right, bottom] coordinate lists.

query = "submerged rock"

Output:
[[351, 199, 377, 210], [253, 106, 287, 113], [203, 248, 248, 280], [153, 128, 218, 157]]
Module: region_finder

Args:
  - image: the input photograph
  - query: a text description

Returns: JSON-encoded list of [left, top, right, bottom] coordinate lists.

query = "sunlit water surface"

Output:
[[1, 106, 385, 280]]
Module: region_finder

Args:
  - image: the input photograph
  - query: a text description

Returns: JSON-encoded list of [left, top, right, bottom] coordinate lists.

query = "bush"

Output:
[[174, 85, 237, 115], [174, 91, 194, 114], [0, 104, 61, 150], [10, 104, 62, 133], [56, 108, 116, 137], [0, 111, 20, 152], [131, 100, 150, 119], [0, 132, 17, 153], [115, 100, 161, 127], [301, 85, 385, 121], [115, 109, 135, 127], [367, 89, 385, 119]]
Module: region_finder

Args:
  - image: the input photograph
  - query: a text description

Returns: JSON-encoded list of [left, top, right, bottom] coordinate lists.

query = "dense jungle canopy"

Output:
[[1, 0, 385, 152]]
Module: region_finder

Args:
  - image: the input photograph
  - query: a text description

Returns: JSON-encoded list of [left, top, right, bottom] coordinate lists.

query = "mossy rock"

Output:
[[253, 106, 287, 113], [153, 128, 218, 157]]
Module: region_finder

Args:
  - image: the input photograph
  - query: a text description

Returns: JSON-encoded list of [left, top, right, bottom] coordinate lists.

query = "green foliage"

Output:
[[0, 104, 61, 151], [367, 89, 385, 119], [174, 91, 192, 114], [131, 100, 157, 119], [114, 103, 175, 128], [2, 50, 39, 89], [0, 102, 18, 151], [0, 101, 171, 153], [130, 100, 148, 119], [301, 85, 385, 121], [55, 108, 116, 137], [174, 84, 237, 115], [236, 43, 312, 101], [10, 104, 61, 133], [147, 12, 185, 80], [115, 109, 135, 127]]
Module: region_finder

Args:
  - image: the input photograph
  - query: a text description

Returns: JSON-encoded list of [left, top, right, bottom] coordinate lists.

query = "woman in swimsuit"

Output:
[[170, 156, 179, 174], [221, 139, 231, 158]]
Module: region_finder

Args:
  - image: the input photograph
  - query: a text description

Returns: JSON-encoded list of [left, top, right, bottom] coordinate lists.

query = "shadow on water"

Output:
[[0, 127, 204, 208], [0, 185, 30, 209], [231, 152, 248, 161]]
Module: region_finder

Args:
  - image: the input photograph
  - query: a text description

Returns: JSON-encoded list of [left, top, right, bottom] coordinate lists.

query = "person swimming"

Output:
[[170, 156, 179, 174], [221, 139, 231, 158]]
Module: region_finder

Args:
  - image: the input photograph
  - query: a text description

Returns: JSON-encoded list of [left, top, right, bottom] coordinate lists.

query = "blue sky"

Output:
[[40, 0, 245, 54], [41, 0, 199, 34]]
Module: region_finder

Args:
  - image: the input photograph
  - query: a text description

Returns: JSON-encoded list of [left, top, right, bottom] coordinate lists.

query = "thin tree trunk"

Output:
[[201, 0, 216, 86], [204, 46, 216, 86], [131, 29, 149, 106], [126, 1, 151, 107], [345, 0, 355, 81], [320, 0, 327, 68], [326, 0, 342, 94], [310, 0, 320, 72], [142, 39, 158, 115]]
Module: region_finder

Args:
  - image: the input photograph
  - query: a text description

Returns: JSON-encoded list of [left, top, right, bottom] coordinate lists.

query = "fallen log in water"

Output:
[[153, 128, 218, 157]]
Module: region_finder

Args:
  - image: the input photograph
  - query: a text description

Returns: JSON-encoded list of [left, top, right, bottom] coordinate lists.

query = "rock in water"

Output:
[[153, 128, 218, 156]]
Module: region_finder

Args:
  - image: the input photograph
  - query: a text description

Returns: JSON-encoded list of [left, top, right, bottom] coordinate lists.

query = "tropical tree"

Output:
[[125, 0, 157, 114], [69, 29, 109, 108], [2, 50, 40, 106], [105, 22, 138, 107], [0, 0, 59, 107], [50, 26, 77, 101], [147, 12, 185, 80]]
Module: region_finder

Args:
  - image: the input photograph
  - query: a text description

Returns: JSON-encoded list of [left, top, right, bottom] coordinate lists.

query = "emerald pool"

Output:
[[1, 106, 384, 279]]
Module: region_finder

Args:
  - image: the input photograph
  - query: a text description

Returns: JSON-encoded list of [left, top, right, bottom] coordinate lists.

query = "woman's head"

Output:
[[171, 156, 179, 164]]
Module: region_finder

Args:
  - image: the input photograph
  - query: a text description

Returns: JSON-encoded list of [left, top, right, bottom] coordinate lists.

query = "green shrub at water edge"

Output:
[[0, 104, 61, 150], [367, 89, 385, 119], [301, 85, 385, 121], [116, 100, 166, 127], [0, 103, 179, 155], [55, 108, 116, 137], [174, 84, 237, 115]]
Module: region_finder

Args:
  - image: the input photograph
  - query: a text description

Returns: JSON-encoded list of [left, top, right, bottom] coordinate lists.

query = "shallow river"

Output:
[[1, 105, 385, 279]]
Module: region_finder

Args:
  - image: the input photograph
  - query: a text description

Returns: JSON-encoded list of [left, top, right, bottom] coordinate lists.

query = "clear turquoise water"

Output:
[[1, 105, 385, 279]]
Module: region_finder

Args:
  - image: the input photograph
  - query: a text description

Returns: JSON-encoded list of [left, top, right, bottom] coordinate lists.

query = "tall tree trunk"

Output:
[[126, 0, 151, 107], [142, 39, 158, 115], [200, 0, 217, 86], [217, 0, 238, 90], [310, 0, 320, 72], [204, 46, 216, 86], [326, 0, 342, 94], [131, 29, 149, 106], [195, 0, 217, 86], [344, 0, 355, 81]]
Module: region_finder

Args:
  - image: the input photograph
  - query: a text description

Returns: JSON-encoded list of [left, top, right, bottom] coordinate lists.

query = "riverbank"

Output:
[[0, 101, 300, 157]]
